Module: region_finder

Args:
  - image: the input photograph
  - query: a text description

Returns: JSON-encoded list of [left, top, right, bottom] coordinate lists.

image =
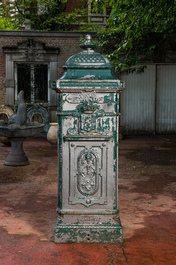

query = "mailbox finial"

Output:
[[85, 34, 91, 43], [80, 34, 96, 51]]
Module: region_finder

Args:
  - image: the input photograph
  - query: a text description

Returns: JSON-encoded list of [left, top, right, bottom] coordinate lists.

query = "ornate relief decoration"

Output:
[[3, 39, 60, 61], [77, 150, 98, 195], [68, 142, 107, 207], [67, 127, 78, 135], [65, 92, 116, 135], [80, 114, 96, 132], [65, 92, 114, 106], [66, 118, 78, 135]]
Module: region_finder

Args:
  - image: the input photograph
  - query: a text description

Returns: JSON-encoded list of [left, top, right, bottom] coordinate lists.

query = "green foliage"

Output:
[[29, 7, 88, 31], [0, 0, 89, 31], [0, 17, 19, 30], [79, 23, 102, 32], [0, 1, 20, 30], [91, 0, 176, 71]]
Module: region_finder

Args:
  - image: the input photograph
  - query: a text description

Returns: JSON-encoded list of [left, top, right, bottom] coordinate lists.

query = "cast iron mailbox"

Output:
[[52, 35, 125, 243]]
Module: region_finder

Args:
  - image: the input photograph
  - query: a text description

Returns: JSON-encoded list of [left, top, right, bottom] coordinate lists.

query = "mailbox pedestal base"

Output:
[[55, 214, 123, 243]]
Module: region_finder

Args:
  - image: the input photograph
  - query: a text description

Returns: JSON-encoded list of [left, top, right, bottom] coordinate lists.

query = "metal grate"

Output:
[[17, 63, 48, 103]]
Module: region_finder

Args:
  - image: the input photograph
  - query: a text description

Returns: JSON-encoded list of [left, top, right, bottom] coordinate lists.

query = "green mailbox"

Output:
[[52, 35, 125, 243]]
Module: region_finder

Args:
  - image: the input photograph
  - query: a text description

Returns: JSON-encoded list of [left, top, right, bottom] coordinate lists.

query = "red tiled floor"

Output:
[[0, 136, 176, 264]]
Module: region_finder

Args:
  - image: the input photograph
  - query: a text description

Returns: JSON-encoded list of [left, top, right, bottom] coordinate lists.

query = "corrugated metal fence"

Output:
[[120, 64, 176, 135]]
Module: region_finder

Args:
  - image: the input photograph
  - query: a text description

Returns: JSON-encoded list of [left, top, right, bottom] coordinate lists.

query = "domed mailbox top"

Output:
[[64, 35, 111, 69], [52, 35, 125, 91]]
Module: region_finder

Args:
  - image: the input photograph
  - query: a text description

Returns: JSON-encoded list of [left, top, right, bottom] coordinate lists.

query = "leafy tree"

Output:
[[0, 1, 20, 30], [0, 0, 90, 31], [0, 17, 19, 30], [90, 0, 176, 72]]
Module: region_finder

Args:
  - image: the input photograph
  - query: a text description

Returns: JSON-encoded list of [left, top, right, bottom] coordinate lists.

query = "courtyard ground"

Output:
[[0, 135, 176, 265]]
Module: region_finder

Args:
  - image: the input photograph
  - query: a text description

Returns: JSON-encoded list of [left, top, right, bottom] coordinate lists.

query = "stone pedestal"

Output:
[[0, 122, 44, 166], [5, 137, 29, 166]]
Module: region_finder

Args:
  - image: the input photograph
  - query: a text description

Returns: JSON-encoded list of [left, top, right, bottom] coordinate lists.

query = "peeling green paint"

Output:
[[53, 35, 124, 244], [104, 93, 114, 106], [55, 216, 123, 243], [58, 94, 63, 210]]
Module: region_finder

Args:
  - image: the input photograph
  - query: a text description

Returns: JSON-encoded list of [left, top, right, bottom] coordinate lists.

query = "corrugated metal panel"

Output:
[[156, 65, 176, 134], [120, 65, 156, 135]]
